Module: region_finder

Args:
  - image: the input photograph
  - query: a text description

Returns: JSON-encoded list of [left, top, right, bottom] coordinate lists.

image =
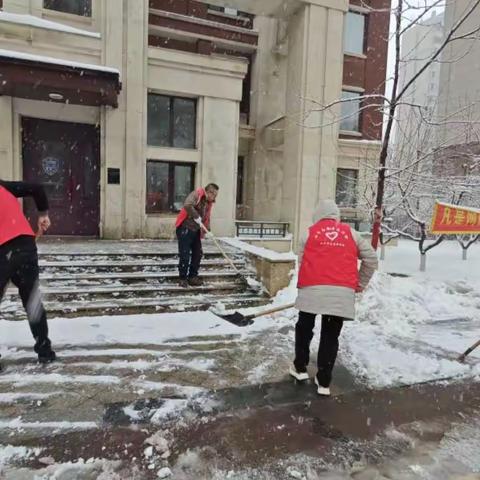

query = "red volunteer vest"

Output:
[[0, 185, 35, 246], [298, 219, 359, 289], [175, 187, 213, 235]]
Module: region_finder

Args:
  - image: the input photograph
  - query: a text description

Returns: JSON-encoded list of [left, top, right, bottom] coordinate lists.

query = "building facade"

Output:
[[394, 11, 444, 159], [437, 0, 480, 150], [0, 0, 390, 243]]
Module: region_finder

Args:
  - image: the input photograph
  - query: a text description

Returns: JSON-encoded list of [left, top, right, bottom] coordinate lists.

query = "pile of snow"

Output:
[[342, 240, 480, 388], [342, 272, 480, 387], [2, 457, 125, 479], [0, 445, 35, 468]]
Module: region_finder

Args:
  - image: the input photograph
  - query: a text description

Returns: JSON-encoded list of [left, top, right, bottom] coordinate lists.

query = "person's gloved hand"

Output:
[[205, 231, 214, 239], [194, 217, 203, 226]]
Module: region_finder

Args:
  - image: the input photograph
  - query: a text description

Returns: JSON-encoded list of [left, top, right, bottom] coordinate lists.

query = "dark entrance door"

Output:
[[22, 117, 100, 236]]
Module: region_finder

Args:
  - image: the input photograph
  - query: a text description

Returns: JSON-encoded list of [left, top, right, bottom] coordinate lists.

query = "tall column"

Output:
[[0, 97, 14, 179], [283, 1, 347, 244], [102, 0, 126, 238], [3, 0, 29, 13], [123, 0, 148, 238], [201, 97, 239, 236]]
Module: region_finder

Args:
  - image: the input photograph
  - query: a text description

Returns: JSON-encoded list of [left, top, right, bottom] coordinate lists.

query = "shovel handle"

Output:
[[200, 224, 241, 274], [249, 302, 296, 320], [458, 338, 480, 362]]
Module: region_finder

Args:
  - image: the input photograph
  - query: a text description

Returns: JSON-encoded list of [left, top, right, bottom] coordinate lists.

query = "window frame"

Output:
[[146, 160, 196, 214], [147, 93, 197, 149], [344, 10, 367, 56], [335, 168, 359, 208], [340, 90, 362, 134], [43, 0, 92, 17]]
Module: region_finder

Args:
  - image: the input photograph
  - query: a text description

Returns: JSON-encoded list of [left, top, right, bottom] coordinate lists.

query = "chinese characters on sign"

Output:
[[430, 202, 480, 234]]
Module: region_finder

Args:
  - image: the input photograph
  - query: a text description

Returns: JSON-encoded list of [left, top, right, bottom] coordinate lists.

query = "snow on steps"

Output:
[[0, 241, 269, 320]]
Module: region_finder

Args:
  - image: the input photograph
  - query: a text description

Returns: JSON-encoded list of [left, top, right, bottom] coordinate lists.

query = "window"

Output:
[[147, 94, 196, 149], [340, 90, 362, 132], [344, 11, 366, 55], [336, 168, 358, 208], [43, 0, 92, 16], [146, 161, 195, 214]]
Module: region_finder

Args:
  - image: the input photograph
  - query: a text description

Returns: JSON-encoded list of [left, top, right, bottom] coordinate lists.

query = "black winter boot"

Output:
[[34, 338, 57, 364], [188, 276, 203, 287]]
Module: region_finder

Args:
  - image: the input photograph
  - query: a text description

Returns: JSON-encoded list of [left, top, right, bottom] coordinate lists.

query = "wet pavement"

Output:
[[1, 302, 480, 478], [2, 368, 480, 478]]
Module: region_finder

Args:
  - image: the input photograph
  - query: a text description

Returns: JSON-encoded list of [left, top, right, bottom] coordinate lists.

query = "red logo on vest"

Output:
[[298, 219, 359, 289], [0, 186, 35, 246]]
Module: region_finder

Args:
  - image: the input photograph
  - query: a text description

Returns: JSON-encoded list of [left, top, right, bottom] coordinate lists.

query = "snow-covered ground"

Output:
[[343, 240, 480, 387], [1, 239, 480, 477], [1, 239, 479, 391]]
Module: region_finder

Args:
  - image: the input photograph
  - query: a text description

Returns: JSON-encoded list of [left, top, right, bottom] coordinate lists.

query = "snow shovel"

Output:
[[216, 302, 296, 327], [457, 338, 480, 363]]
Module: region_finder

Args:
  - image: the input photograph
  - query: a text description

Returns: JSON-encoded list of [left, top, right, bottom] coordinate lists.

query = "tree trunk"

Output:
[[462, 248, 467, 261], [420, 253, 426, 272], [380, 242, 386, 261]]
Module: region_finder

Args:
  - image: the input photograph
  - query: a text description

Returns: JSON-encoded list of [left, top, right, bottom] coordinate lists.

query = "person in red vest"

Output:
[[0, 180, 56, 368], [175, 183, 219, 288], [290, 199, 378, 396]]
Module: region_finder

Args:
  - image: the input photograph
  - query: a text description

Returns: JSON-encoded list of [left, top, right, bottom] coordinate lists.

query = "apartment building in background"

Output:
[[0, 0, 390, 243], [394, 11, 444, 159], [434, 0, 480, 177]]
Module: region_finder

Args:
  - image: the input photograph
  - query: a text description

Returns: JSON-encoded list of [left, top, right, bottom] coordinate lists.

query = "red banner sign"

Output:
[[430, 202, 480, 234]]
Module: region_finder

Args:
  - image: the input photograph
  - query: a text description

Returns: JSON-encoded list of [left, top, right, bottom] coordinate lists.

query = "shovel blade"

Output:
[[217, 311, 254, 327]]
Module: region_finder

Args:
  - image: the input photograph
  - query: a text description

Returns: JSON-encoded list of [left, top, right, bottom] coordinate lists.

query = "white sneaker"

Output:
[[314, 376, 331, 396], [289, 366, 309, 381]]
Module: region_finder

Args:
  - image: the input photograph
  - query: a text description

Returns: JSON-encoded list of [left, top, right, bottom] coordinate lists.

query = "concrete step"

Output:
[[39, 270, 251, 284], [39, 259, 245, 274], [0, 240, 269, 319], [1, 291, 268, 318], [38, 250, 243, 262], [4, 282, 246, 301]]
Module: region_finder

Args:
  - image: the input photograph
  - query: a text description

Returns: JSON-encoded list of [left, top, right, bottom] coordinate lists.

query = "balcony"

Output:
[[149, 3, 258, 54]]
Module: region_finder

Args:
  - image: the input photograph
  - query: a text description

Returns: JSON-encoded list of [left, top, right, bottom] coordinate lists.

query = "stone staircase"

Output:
[[0, 240, 270, 320]]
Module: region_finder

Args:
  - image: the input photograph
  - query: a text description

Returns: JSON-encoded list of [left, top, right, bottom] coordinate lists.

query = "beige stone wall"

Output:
[[0, 0, 247, 240], [243, 0, 384, 251], [0, 0, 378, 246], [246, 1, 347, 249], [101, 0, 127, 239], [144, 48, 247, 238], [0, 97, 14, 180]]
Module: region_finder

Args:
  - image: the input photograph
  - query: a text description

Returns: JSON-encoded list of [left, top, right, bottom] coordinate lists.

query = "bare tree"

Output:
[[307, 0, 480, 251], [457, 233, 479, 260], [373, 0, 480, 249]]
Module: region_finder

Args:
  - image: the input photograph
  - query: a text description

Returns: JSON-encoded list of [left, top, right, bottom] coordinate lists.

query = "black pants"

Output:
[[0, 236, 50, 349], [176, 226, 203, 279], [294, 311, 344, 387]]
